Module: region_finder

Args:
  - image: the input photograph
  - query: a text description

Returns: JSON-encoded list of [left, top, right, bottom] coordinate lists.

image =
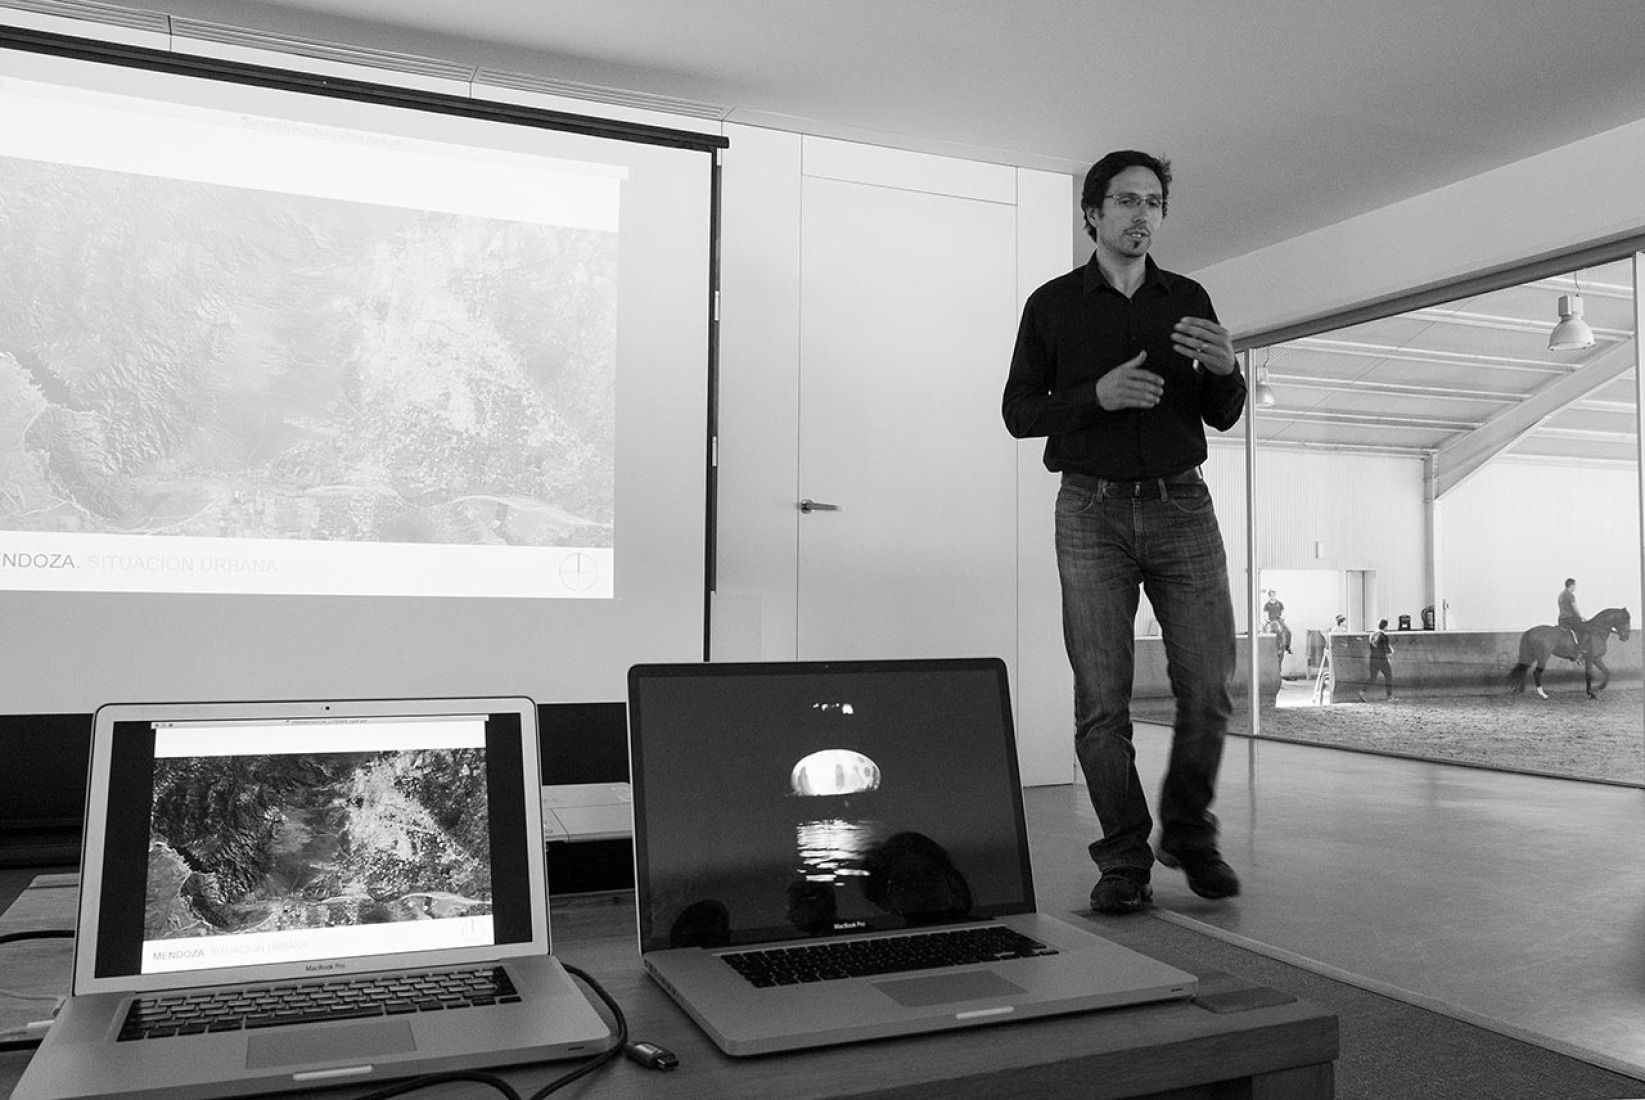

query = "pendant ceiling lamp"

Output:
[[1254, 351, 1277, 407], [1548, 280, 1596, 351]]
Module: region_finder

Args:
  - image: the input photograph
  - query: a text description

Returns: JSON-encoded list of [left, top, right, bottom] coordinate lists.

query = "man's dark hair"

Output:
[[1565, 577, 1576, 587], [1080, 150, 1172, 240]]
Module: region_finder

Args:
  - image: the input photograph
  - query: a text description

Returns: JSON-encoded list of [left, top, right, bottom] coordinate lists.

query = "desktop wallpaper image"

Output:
[[640, 673, 1027, 947], [144, 748, 492, 941]]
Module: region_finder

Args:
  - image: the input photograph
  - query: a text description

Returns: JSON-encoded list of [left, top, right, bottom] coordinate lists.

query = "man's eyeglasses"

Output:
[[1105, 192, 1166, 213]]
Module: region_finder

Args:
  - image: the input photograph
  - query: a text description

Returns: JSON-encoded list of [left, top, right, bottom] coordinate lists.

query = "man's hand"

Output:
[[1172, 317, 1235, 375], [1095, 350, 1163, 410]]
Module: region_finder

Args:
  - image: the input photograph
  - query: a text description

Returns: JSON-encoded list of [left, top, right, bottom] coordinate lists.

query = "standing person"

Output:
[[1001, 150, 1246, 914], [1557, 578, 1587, 653], [1317, 615, 1347, 703], [1359, 619, 1395, 702], [1327, 614, 1347, 663]]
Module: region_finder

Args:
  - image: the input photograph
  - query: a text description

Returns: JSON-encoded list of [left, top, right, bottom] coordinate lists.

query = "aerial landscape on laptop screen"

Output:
[[141, 719, 496, 973]]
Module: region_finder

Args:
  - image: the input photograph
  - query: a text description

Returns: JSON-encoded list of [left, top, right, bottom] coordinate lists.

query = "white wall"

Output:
[[710, 124, 804, 662], [712, 126, 1079, 783], [1204, 444, 1639, 639], [712, 128, 1076, 656], [1202, 443, 1429, 638], [1243, 446, 1430, 622], [1440, 460, 1641, 630], [1203, 442, 1252, 634], [1012, 174, 1082, 785]]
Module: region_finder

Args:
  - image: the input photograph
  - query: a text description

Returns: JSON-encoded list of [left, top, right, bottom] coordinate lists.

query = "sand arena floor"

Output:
[[1136, 681, 1645, 785]]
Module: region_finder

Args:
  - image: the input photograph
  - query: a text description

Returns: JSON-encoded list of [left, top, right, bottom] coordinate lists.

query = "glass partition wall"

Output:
[[1244, 257, 1643, 785]]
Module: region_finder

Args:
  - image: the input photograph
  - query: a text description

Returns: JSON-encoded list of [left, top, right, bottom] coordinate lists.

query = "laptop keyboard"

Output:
[[117, 966, 520, 1041], [721, 925, 1058, 987]]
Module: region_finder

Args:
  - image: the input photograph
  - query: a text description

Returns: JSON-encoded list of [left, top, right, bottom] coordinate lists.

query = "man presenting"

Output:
[[1002, 150, 1246, 914]]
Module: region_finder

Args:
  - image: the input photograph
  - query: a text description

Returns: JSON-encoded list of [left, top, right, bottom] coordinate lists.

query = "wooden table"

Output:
[[0, 877, 1336, 1099]]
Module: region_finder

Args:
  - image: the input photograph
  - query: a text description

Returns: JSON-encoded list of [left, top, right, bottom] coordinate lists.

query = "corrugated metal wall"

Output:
[[1442, 460, 1641, 631], [1204, 442, 1640, 636], [1206, 442, 1429, 632]]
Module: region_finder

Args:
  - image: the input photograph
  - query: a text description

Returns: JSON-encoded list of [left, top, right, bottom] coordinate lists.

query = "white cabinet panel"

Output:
[[796, 175, 1018, 669], [712, 124, 804, 661], [802, 135, 1016, 203], [1013, 168, 1081, 785]]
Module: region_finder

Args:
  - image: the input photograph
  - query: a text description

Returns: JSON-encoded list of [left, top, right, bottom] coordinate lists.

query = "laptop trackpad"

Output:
[[872, 969, 1025, 1008], [246, 1019, 416, 1069]]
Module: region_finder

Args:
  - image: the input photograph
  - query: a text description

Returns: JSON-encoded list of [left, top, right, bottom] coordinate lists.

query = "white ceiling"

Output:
[[115, 0, 1645, 271], [1256, 258, 1638, 478]]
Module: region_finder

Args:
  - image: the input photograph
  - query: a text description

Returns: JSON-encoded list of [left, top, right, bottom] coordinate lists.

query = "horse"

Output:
[[1259, 617, 1291, 676], [1507, 607, 1632, 699]]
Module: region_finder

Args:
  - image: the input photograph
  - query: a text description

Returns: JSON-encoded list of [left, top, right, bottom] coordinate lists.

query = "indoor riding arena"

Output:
[[1133, 628, 1644, 784]]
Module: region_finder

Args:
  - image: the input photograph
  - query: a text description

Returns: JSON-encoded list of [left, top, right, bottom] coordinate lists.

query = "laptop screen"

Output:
[[628, 658, 1037, 952], [81, 701, 539, 985]]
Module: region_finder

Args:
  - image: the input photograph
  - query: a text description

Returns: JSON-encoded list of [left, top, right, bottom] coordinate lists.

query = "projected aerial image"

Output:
[[144, 748, 492, 940], [0, 156, 616, 553]]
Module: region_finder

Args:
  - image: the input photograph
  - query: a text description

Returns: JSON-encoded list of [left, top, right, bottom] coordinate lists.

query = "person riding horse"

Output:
[[1263, 589, 1292, 659], [1557, 578, 1587, 656], [1510, 606, 1632, 699]]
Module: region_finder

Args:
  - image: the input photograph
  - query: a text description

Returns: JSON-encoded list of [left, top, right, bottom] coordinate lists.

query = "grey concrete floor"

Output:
[[1024, 729, 1645, 1079]]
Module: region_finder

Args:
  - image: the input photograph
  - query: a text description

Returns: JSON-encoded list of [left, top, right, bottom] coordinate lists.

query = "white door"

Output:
[[796, 175, 1019, 663]]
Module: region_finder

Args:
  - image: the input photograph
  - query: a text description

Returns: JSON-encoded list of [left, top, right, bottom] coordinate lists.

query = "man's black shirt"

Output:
[[1002, 253, 1246, 479]]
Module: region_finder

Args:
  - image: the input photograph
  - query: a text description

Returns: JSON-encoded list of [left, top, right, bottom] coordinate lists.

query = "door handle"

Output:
[[798, 499, 841, 514]]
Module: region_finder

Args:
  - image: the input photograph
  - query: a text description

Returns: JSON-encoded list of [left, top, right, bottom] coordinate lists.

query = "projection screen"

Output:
[[0, 28, 723, 713]]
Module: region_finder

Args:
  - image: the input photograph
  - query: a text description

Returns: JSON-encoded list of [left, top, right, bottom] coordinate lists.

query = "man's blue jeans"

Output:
[[1055, 472, 1236, 877]]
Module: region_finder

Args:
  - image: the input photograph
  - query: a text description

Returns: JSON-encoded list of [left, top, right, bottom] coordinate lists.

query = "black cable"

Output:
[[0, 929, 75, 945], [347, 962, 630, 1100], [527, 963, 630, 1099], [351, 1068, 522, 1100]]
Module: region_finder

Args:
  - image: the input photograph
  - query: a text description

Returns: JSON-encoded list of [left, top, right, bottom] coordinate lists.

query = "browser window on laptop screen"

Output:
[[89, 710, 535, 981], [631, 664, 1038, 951]]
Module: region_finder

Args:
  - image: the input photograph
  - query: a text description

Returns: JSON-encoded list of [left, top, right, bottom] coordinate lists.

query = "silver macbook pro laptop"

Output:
[[626, 657, 1197, 1056], [15, 696, 614, 1100]]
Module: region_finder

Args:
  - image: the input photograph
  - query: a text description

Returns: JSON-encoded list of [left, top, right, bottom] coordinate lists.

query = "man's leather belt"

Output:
[[1062, 469, 1204, 499]]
